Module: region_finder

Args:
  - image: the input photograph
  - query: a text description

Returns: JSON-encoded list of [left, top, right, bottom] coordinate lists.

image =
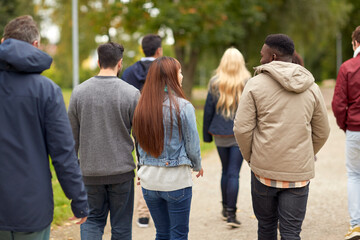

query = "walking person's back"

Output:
[[68, 42, 140, 239], [234, 34, 330, 239], [203, 47, 251, 228], [121, 34, 163, 228], [0, 15, 88, 239], [332, 25, 360, 240]]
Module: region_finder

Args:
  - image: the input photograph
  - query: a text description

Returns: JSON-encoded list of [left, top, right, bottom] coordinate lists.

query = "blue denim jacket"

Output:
[[138, 96, 202, 171]]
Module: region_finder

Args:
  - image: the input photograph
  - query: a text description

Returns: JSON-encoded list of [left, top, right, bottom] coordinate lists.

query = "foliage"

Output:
[[341, 0, 360, 64], [120, 0, 350, 96], [0, 0, 39, 38], [34, 0, 352, 91]]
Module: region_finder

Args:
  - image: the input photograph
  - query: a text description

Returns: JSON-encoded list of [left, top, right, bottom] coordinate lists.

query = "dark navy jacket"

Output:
[[0, 39, 88, 232], [203, 91, 236, 142], [122, 60, 153, 90]]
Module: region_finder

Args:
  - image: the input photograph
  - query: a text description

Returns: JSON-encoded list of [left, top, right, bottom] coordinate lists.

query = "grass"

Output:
[[51, 88, 215, 225]]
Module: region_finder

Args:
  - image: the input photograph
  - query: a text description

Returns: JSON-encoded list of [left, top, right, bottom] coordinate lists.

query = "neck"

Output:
[[98, 68, 117, 76], [354, 46, 360, 58]]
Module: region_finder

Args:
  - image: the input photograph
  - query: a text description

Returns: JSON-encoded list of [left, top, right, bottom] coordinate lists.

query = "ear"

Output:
[[1, 38, 4, 43], [97, 60, 100, 68], [155, 47, 163, 58], [32, 40, 39, 48], [355, 40, 360, 49], [272, 53, 277, 61], [118, 58, 123, 69]]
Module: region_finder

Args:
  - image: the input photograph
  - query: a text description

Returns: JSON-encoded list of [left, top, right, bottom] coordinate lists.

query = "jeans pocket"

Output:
[[288, 184, 309, 196], [167, 188, 185, 201], [251, 173, 269, 196]]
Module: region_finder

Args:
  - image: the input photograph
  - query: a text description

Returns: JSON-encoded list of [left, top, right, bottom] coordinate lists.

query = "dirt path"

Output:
[[51, 86, 350, 240]]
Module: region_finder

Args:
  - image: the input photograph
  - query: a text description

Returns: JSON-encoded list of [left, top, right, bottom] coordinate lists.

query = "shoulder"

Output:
[[123, 61, 141, 74], [340, 57, 360, 71], [245, 74, 270, 89], [31, 74, 62, 97], [176, 97, 194, 114]]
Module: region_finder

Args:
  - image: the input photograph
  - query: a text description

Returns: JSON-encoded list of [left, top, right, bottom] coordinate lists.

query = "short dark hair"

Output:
[[141, 34, 162, 57], [97, 42, 124, 69], [265, 34, 294, 57], [352, 26, 360, 43], [3, 15, 40, 44]]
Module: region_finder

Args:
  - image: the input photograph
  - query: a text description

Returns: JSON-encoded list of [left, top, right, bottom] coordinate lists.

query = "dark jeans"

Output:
[[142, 187, 192, 240], [217, 146, 244, 208], [80, 179, 134, 240], [251, 172, 309, 240]]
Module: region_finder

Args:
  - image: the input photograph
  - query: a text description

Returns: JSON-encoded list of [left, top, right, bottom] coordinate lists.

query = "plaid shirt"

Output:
[[255, 174, 309, 188]]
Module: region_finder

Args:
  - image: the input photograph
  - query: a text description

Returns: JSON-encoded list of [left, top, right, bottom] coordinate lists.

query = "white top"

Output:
[[138, 165, 193, 191]]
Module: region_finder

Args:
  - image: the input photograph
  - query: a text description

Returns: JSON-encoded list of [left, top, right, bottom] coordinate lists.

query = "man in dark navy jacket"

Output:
[[0, 15, 88, 239], [122, 34, 162, 91]]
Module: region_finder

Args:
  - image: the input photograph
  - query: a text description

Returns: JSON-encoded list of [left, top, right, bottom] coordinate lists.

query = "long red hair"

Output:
[[132, 56, 186, 158]]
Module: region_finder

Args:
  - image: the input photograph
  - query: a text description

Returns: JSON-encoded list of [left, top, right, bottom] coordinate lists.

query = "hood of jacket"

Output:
[[254, 61, 314, 93], [0, 38, 52, 73], [130, 60, 152, 83]]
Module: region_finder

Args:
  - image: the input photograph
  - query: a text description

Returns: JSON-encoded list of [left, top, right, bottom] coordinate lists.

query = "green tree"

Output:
[[0, 0, 38, 36], [341, 0, 360, 65], [122, 0, 350, 97]]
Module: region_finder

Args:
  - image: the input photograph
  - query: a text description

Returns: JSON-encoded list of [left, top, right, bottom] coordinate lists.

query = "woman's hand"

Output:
[[196, 168, 204, 178]]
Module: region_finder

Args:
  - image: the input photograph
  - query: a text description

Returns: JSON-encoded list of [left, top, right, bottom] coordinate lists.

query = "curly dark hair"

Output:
[[265, 34, 294, 57]]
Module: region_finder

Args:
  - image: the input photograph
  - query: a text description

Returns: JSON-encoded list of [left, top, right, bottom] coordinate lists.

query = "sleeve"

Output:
[[45, 86, 88, 218], [67, 90, 80, 156], [311, 85, 331, 154], [182, 103, 202, 171], [203, 92, 216, 142], [332, 65, 348, 131], [233, 84, 257, 162]]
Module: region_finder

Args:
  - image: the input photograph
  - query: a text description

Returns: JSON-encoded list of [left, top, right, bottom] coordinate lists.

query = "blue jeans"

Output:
[[142, 187, 192, 240], [346, 130, 360, 227], [251, 172, 309, 240], [81, 179, 134, 240], [0, 225, 50, 240], [217, 146, 244, 208]]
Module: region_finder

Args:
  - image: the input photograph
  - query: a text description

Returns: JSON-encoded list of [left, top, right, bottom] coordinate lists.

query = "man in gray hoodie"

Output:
[[234, 34, 330, 240], [68, 42, 140, 239]]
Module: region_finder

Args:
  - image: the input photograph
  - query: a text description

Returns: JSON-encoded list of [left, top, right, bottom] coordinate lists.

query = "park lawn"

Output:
[[51, 88, 215, 225]]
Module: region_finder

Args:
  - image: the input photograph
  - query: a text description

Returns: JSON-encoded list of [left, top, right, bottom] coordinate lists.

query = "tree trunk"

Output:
[[175, 44, 199, 100]]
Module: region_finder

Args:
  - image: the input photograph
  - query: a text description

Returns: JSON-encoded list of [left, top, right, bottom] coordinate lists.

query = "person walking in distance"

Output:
[[132, 56, 203, 240], [122, 34, 162, 228], [234, 34, 330, 239], [203, 47, 251, 228], [332, 25, 360, 240], [0, 15, 88, 239], [122, 34, 162, 90], [68, 42, 140, 239]]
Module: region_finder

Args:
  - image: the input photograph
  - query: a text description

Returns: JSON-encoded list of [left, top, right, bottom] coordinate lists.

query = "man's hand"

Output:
[[69, 216, 88, 224], [196, 168, 204, 178]]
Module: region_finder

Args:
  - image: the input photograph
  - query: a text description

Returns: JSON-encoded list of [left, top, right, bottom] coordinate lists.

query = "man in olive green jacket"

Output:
[[234, 34, 330, 240]]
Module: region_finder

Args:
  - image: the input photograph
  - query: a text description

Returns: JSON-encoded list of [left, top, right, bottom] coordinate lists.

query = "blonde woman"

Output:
[[203, 47, 251, 228]]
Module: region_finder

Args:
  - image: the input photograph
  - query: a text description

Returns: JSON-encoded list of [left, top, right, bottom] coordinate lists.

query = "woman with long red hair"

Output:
[[133, 56, 203, 240]]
